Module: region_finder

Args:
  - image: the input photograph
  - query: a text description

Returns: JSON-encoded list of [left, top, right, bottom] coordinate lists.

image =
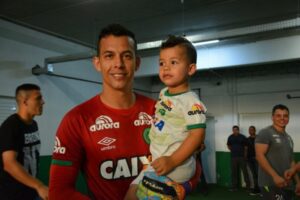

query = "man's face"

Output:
[[248, 127, 256, 136], [272, 108, 289, 129], [232, 127, 239, 135], [93, 35, 140, 92], [25, 90, 44, 116]]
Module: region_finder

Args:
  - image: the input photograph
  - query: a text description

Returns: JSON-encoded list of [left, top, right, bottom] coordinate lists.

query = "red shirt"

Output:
[[49, 94, 155, 200]]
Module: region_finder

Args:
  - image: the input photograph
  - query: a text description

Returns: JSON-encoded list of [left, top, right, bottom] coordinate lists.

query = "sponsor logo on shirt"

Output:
[[53, 136, 66, 154], [90, 115, 120, 132], [188, 103, 205, 115], [100, 155, 151, 180], [134, 112, 152, 126], [160, 99, 173, 111], [98, 137, 116, 151], [24, 131, 40, 144]]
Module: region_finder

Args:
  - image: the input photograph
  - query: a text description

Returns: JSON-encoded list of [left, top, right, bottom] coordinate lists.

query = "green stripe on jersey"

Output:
[[187, 123, 206, 130], [51, 159, 73, 166]]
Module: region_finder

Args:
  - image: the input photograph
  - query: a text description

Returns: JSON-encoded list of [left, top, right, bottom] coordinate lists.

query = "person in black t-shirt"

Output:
[[247, 125, 260, 195], [227, 125, 250, 191], [0, 83, 48, 200]]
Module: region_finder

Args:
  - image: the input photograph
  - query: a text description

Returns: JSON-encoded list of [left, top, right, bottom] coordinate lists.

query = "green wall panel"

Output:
[[216, 151, 231, 187]]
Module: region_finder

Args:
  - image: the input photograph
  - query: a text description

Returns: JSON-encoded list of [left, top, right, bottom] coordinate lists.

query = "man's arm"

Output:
[[49, 164, 89, 200], [290, 161, 300, 196], [2, 150, 48, 200], [151, 128, 205, 175], [255, 143, 288, 188]]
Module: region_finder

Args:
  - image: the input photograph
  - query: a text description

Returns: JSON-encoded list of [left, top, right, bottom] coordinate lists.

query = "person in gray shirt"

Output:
[[255, 104, 300, 199]]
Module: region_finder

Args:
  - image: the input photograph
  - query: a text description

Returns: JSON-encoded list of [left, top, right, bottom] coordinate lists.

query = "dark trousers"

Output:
[[247, 157, 259, 189], [230, 156, 250, 189]]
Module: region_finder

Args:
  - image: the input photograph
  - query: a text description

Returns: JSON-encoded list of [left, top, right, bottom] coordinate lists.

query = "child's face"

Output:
[[159, 45, 196, 93]]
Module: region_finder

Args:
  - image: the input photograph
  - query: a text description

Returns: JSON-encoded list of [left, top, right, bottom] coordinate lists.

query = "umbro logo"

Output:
[[90, 115, 120, 132], [98, 137, 116, 146], [98, 137, 116, 151]]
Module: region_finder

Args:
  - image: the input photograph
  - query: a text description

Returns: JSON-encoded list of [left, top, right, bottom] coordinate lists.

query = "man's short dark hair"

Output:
[[272, 104, 289, 115], [15, 83, 40, 97], [232, 125, 239, 130], [97, 24, 137, 55], [160, 35, 197, 64]]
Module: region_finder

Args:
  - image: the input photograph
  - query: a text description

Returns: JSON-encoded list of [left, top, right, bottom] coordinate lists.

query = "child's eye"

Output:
[[159, 61, 164, 67], [171, 60, 177, 65]]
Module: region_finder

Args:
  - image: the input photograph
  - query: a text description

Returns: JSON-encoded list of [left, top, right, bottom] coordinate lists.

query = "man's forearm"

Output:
[[4, 159, 45, 190], [256, 154, 279, 179]]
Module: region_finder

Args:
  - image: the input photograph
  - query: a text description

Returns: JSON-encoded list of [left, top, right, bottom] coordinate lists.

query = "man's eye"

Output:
[[124, 54, 132, 59], [105, 54, 113, 58]]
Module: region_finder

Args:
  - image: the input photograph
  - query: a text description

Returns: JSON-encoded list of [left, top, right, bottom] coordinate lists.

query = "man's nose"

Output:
[[114, 55, 125, 68]]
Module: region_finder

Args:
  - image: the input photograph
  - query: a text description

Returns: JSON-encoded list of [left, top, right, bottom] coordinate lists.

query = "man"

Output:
[[227, 125, 250, 191], [0, 83, 48, 200], [256, 104, 300, 199], [246, 125, 260, 195]]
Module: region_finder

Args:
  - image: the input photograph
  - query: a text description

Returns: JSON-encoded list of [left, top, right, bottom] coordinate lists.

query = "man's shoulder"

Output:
[[0, 114, 19, 127], [257, 126, 273, 135], [64, 95, 98, 118], [136, 93, 155, 105]]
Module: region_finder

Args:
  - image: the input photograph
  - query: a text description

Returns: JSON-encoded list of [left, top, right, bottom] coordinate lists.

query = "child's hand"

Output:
[[151, 156, 175, 176], [284, 167, 296, 180]]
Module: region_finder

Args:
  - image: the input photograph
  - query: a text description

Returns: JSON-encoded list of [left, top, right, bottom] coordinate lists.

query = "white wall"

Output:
[[0, 20, 100, 155]]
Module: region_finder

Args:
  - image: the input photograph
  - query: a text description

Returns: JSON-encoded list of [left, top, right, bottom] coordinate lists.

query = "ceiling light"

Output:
[[193, 39, 220, 46]]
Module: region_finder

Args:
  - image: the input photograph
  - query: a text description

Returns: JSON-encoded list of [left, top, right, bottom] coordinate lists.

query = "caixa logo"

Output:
[[90, 115, 120, 132], [53, 136, 66, 154]]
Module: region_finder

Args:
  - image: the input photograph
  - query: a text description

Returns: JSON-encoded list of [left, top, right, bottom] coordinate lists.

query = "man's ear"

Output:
[[135, 56, 141, 71], [93, 56, 101, 72], [188, 63, 197, 76]]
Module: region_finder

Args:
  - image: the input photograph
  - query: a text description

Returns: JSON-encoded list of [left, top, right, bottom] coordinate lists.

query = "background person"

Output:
[[0, 83, 48, 200], [247, 125, 260, 195], [227, 125, 250, 191], [256, 104, 300, 199]]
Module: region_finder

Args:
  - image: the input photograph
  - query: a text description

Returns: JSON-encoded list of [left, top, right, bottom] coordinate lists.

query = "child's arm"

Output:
[[151, 128, 205, 176]]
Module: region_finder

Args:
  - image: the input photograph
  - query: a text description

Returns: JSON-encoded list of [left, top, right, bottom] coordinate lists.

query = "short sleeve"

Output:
[[181, 92, 207, 130], [255, 128, 271, 145], [0, 116, 20, 152]]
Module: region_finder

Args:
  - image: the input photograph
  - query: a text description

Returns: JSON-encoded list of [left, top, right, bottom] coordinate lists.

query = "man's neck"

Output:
[[17, 111, 33, 124], [273, 124, 285, 133], [100, 90, 136, 109]]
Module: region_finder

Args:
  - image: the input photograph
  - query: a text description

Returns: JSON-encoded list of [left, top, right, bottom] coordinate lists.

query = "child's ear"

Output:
[[188, 63, 197, 76]]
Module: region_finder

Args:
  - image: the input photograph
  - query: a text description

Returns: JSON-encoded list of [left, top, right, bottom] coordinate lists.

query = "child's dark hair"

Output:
[[160, 35, 197, 64], [97, 24, 137, 55]]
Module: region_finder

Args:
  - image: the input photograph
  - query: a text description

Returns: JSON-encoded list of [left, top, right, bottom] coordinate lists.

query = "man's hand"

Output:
[[151, 156, 175, 176], [36, 184, 49, 200], [284, 167, 296, 180], [272, 175, 288, 188]]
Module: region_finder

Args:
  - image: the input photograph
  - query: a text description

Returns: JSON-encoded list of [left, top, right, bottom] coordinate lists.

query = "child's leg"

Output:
[[124, 184, 138, 200]]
